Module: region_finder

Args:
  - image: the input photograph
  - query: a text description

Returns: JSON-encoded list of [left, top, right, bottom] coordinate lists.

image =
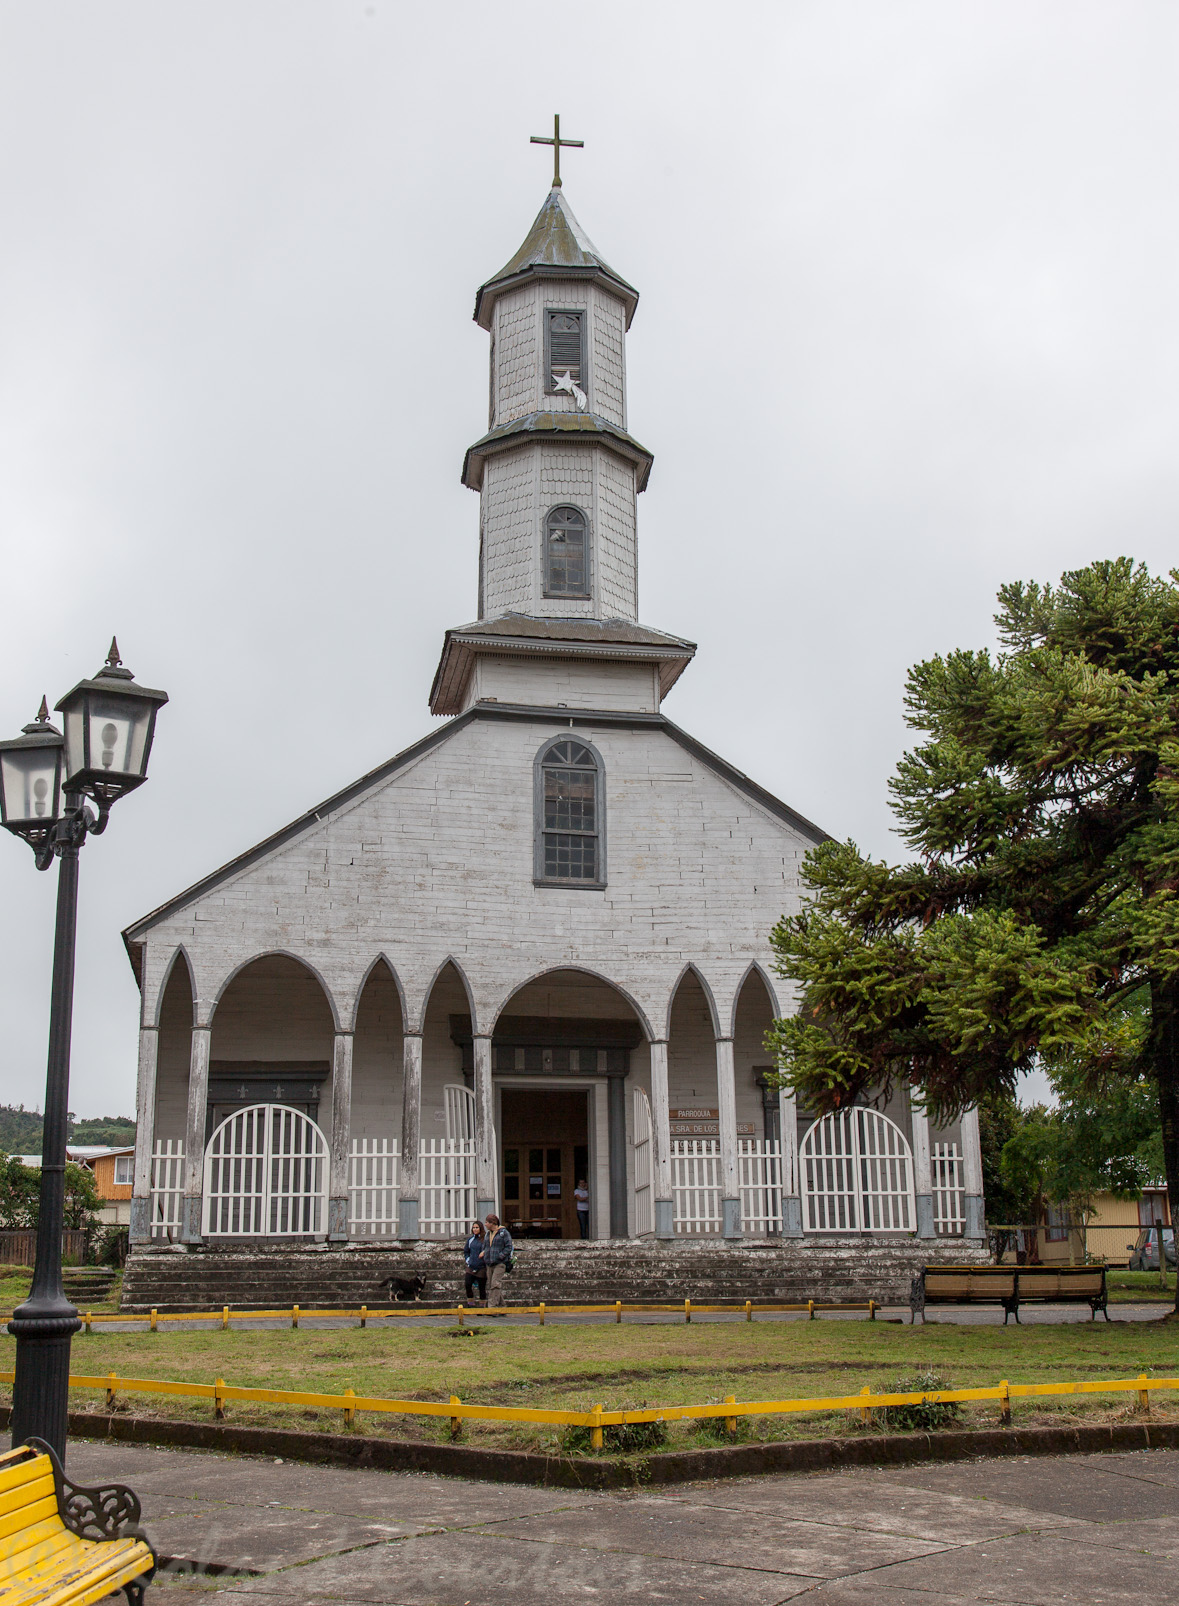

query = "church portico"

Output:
[[123, 142, 985, 1298], [132, 933, 981, 1253]]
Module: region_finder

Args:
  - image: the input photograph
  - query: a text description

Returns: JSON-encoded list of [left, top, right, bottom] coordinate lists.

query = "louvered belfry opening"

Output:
[[544, 506, 588, 596], [548, 310, 583, 386], [542, 739, 598, 880]]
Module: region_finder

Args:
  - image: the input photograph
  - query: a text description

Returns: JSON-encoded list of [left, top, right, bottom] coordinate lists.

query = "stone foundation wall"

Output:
[[122, 1236, 985, 1312]]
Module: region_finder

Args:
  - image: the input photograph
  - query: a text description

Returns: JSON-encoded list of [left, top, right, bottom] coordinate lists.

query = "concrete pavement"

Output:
[[77, 1301, 1171, 1331], [64, 1438, 1179, 1603]]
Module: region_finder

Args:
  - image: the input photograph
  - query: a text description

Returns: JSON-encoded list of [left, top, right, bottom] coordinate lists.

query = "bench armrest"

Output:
[[24, 1436, 144, 1541]]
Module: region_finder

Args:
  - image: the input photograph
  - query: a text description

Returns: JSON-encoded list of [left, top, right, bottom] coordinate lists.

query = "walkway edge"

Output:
[[13, 1410, 1179, 1488]]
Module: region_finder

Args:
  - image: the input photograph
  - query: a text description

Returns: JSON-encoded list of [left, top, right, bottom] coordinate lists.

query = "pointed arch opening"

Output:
[[206, 954, 336, 1149], [733, 966, 779, 1144], [475, 967, 647, 1241], [154, 950, 195, 1149], [351, 957, 404, 1145]]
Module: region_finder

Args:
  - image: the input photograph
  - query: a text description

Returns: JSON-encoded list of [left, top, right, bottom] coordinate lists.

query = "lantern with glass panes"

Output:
[[56, 638, 168, 816], [0, 699, 65, 859], [0, 640, 167, 869]]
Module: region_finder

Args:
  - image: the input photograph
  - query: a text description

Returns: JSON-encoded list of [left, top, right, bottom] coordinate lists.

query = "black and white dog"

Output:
[[388, 1274, 428, 1302]]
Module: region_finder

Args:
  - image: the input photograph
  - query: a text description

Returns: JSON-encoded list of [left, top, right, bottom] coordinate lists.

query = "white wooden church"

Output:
[[123, 153, 983, 1293]]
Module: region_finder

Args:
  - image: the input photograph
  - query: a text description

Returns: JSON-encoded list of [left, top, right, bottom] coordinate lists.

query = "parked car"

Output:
[[1127, 1226, 1176, 1271]]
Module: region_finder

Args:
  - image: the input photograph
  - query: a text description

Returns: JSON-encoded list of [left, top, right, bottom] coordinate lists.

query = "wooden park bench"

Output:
[[910, 1263, 1109, 1324], [0, 1438, 155, 1603]]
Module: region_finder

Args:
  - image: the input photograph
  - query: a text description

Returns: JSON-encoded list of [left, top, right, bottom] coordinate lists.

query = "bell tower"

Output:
[[430, 130, 695, 717]]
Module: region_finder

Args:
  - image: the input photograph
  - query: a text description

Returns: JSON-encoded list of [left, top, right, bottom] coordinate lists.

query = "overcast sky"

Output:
[[1, 2, 1176, 1117]]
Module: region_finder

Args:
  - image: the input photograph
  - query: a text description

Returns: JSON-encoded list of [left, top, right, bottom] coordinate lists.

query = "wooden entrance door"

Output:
[[500, 1089, 589, 1239]]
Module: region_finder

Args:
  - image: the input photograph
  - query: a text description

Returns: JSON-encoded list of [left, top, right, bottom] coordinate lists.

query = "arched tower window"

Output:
[[543, 506, 589, 599], [534, 738, 605, 886]]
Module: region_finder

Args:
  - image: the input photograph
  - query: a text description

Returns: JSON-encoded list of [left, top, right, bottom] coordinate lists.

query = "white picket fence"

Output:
[[203, 1105, 327, 1237], [149, 1139, 185, 1240], [151, 1132, 479, 1241], [348, 1138, 400, 1236], [932, 1141, 966, 1236], [671, 1139, 721, 1233], [800, 1109, 915, 1232], [671, 1138, 783, 1235], [738, 1139, 783, 1234], [150, 1124, 789, 1242], [419, 1137, 478, 1238]]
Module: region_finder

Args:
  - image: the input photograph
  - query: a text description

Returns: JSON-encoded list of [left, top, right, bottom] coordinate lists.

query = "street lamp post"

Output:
[[0, 641, 166, 1460]]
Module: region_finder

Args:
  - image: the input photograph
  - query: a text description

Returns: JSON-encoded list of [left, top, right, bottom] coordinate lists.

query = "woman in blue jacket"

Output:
[[463, 1220, 487, 1305]]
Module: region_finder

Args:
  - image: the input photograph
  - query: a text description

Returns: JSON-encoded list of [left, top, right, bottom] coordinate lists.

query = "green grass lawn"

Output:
[[2, 1308, 1175, 1455], [1108, 1268, 1175, 1301], [0, 1270, 29, 1310]]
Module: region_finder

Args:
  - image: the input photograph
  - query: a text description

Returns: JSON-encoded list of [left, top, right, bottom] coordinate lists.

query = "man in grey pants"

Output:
[[484, 1214, 514, 1307]]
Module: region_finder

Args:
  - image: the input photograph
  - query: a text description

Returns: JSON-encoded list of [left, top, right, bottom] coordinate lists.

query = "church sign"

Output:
[[670, 1108, 756, 1137]]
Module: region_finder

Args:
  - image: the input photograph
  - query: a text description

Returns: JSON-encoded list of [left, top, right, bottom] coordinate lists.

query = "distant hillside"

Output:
[[70, 1115, 137, 1147], [0, 1106, 136, 1155]]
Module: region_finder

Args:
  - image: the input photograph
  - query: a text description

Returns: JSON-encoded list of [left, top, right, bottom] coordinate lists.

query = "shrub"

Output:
[[93, 1225, 130, 1267], [561, 1407, 668, 1454], [884, 1370, 961, 1431], [692, 1414, 753, 1445]]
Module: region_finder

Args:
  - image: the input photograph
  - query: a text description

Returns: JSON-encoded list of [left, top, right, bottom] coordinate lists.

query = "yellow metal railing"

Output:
[[2, 1298, 880, 1332], [0, 1369, 1174, 1448]]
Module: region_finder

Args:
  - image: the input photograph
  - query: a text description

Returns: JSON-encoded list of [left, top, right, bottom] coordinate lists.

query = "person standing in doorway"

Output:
[[463, 1220, 487, 1305], [574, 1179, 590, 1239], [484, 1214, 514, 1308]]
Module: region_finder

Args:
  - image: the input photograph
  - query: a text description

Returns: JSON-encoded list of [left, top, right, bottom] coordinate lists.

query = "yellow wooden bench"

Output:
[[0, 1439, 155, 1604], [910, 1263, 1109, 1324]]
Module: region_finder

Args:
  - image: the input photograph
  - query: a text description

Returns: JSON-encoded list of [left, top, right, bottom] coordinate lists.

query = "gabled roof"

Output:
[[474, 189, 640, 330], [121, 704, 828, 977], [462, 410, 653, 493], [429, 614, 696, 715]]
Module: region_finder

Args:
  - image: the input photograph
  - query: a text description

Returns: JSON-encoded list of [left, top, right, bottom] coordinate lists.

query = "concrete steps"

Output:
[[62, 1266, 119, 1303], [121, 1237, 984, 1312]]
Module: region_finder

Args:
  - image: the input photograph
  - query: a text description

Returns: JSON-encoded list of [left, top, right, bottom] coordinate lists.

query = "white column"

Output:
[[778, 1086, 802, 1236], [649, 1039, 674, 1238], [398, 1032, 422, 1239], [961, 1104, 985, 1238], [910, 1094, 935, 1239], [129, 1026, 158, 1244], [327, 1031, 353, 1241], [473, 1034, 495, 1217], [181, 1025, 212, 1243], [715, 1036, 742, 1239]]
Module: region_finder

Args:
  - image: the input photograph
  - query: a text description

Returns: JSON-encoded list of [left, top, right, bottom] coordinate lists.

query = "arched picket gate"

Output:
[[203, 1104, 328, 1237], [800, 1108, 915, 1232]]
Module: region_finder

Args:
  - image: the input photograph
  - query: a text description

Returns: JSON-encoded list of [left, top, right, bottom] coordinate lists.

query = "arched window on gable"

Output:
[[534, 738, 605, 886], [543, 505, 589, 599]]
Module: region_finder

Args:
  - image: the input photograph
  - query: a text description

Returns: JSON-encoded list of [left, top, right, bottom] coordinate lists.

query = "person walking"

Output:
[[463, 1220, 487, 1305], [484, 1214, 514, 1308], [574, 1179, 590, 1239]]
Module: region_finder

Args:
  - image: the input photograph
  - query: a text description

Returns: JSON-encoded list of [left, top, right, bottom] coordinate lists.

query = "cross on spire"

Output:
[[530, 114, 583, 189]]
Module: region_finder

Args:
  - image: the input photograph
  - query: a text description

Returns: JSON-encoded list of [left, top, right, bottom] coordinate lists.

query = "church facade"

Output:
[[123, 182, 983, 1269]]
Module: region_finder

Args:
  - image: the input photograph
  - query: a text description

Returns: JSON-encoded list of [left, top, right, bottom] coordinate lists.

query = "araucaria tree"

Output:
[[767, 560, 1179, 1311]]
